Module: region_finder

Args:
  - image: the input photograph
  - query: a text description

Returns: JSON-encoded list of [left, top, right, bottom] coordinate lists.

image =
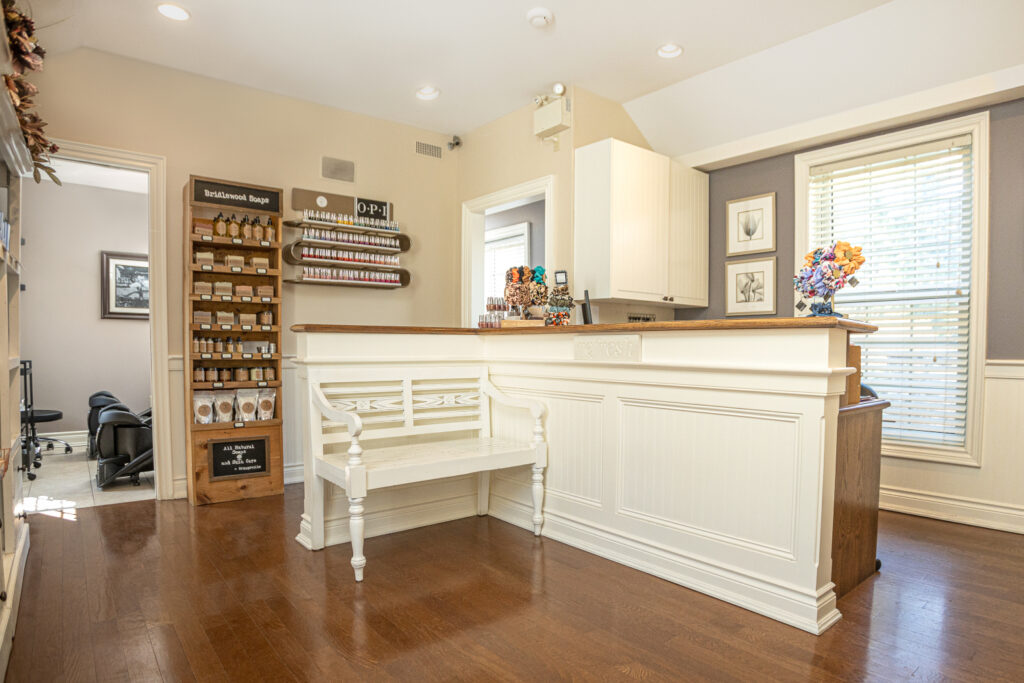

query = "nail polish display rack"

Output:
[[282, 213, 411, 289]]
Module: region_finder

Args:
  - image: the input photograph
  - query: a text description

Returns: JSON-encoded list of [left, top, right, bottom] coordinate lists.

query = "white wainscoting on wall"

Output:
[[879, 360, 1024, 534]]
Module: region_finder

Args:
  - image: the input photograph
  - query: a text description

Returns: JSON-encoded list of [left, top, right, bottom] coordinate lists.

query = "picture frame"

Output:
[[725, 256, 776, 317], [726, 192, 776, 256], [101, 251, 150, 319]]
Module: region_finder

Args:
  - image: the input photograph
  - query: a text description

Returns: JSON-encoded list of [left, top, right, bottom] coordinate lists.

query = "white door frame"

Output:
[[460, 175, 555, 327], [49, 139, 174, 499]]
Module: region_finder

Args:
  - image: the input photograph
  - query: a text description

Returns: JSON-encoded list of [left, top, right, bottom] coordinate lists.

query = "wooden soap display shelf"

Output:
[[183, 175, 285, 505], [282, 217, 411, 289]]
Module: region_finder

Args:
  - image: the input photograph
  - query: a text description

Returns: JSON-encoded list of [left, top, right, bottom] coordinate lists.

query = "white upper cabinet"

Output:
[[574, 138, 708, 307]]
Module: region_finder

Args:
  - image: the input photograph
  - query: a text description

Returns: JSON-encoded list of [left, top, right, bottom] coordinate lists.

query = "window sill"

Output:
[[881, 442, 981, 468]]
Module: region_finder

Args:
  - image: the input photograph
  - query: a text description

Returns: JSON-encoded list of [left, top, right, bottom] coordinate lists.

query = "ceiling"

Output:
[[33, 0, 889, 134]]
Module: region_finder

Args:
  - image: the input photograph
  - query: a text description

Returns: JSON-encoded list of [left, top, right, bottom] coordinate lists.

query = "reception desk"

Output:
[[292, 318, 877, 634]]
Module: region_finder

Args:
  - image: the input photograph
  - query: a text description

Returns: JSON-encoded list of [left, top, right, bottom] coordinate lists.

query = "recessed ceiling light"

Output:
[[415, 86, 440, 101], [157, 3, 190, 21], [657, 43, 683, 59], [526, 7, 554, 28]]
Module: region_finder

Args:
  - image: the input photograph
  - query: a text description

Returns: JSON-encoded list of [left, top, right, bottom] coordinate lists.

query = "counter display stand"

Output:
[[183, 175, 284, 505]]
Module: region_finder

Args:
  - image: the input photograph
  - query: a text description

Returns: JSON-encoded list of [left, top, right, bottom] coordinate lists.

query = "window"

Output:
[[484, 223, 530, 300], [796, 114, 988, 465]]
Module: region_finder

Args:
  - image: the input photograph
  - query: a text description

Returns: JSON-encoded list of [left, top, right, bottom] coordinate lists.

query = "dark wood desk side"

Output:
[[832, 398, 890, 597]]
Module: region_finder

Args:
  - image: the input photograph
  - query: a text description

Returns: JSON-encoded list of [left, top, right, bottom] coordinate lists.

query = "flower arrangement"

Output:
[[2, 0, 58, 184], [793, 240, 865, 316]]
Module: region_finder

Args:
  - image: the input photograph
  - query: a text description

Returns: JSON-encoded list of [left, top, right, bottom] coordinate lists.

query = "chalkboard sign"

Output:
[[355, 197, 390, 220], [193, 179, 281, 213], [208, 436, 270, 481]]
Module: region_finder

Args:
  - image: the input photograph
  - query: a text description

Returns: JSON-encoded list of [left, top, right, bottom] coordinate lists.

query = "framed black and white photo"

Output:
[[101, 251, 149, 320], [726, 192, 775, 256], [725, 257, 776, 316]]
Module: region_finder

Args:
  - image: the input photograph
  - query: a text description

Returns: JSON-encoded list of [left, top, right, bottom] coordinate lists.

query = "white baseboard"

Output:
[[296, 495, 478, 551], [37, 429, 88, 449], [488, 493, 839, 635], [284, 462, 304, 485], [880, 485, 1024, 534], [0, 522, 30, 682], [171, 475, 188, 500]]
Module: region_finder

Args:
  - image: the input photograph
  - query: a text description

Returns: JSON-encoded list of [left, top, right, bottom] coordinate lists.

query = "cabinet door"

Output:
[[667, 163, 709, 306], [609, 142, 669, 302]]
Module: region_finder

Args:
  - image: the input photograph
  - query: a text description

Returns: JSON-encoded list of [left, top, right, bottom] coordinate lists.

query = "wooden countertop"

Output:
[[292, 317, 877, 335]]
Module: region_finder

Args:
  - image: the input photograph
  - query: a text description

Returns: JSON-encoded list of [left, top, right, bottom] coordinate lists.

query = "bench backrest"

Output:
[[311, 366, 492, 454]]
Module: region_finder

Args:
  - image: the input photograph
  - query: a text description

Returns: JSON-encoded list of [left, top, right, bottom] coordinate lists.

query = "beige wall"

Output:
[[21, 181, 151, 431], [458, 86, 651, 288], [33, 48, 462, 357]]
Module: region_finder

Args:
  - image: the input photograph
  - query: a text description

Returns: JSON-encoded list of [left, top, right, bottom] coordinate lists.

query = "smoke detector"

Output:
[[526, 8, 554, 28]]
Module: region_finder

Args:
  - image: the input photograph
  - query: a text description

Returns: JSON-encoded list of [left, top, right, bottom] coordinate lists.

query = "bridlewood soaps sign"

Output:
[[194, 179, 281, 213], [208, 436, 270, 481]]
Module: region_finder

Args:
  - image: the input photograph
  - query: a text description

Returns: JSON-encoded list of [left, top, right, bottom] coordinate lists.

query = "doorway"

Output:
[[461, 176, 554, 326], [19, 141, 171, 515]]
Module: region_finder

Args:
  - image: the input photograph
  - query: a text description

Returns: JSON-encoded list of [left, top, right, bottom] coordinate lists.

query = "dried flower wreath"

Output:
[[3, 0, 58, 184]]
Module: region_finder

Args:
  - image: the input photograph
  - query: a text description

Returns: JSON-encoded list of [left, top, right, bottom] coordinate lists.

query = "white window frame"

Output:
[[484, 222, 531, 299], [794, 112, 989, 468]]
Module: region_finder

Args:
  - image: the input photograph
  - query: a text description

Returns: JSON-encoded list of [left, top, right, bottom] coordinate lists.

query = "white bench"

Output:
[[306, 366, 547, 581]]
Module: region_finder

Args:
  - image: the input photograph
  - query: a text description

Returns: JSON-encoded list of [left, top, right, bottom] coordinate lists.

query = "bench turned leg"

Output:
[[348, 496, 367, 581], [531, 465, 544, 536]]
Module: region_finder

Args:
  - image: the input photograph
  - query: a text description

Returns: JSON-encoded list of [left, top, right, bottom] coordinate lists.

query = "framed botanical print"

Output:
[[101, 251, 150, 320], [725, 256, 776, 317], [726, 192, 776, 256]]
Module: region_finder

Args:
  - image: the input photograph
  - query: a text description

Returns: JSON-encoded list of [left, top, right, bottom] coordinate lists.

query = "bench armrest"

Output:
[[312, 385, 364, 437], [480, 378, 546, 420]]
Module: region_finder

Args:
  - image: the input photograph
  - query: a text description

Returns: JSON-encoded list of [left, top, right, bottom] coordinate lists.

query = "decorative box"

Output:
[[192, 310, 212, 324], [193, 219, 214, 236], [215, 311, 236, 325], [193, 281, 212, 295], [213, 281, 233, 296], [249, 256, 270, 269], [238, 313, 258, 326], [224, 255, 245, 269], [234, 285, 253, 297], [256, 285, 275, 297], [194, 251, 214, 265]]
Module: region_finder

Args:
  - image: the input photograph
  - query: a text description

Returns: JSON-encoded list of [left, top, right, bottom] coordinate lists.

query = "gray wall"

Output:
[[21, 181, 151, 431], [485, 199, 546, 267], [678, 98, 1024, 360]]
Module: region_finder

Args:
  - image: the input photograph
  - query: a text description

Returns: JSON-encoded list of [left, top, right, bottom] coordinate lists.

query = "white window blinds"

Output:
[[808, 134, 974, 449], [484, 223, 529, 300]]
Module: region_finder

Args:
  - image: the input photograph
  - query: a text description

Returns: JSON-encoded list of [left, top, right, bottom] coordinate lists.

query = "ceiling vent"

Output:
[[415, 141, 442, 159]]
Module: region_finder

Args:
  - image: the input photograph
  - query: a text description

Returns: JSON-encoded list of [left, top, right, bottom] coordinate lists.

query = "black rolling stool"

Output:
[[20, 360, 72, 481]]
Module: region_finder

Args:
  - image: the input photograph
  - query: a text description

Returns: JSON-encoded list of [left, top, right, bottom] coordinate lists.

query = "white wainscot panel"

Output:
[[491, 386, 605, 508], [617, 397, 800, 558]]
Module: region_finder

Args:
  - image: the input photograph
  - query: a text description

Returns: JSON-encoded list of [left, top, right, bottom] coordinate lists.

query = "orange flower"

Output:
[[833, 241, 865, 275]]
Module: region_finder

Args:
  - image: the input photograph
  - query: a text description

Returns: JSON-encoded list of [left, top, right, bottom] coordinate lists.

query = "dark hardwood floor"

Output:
[[6, 485, 1023, 681]]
